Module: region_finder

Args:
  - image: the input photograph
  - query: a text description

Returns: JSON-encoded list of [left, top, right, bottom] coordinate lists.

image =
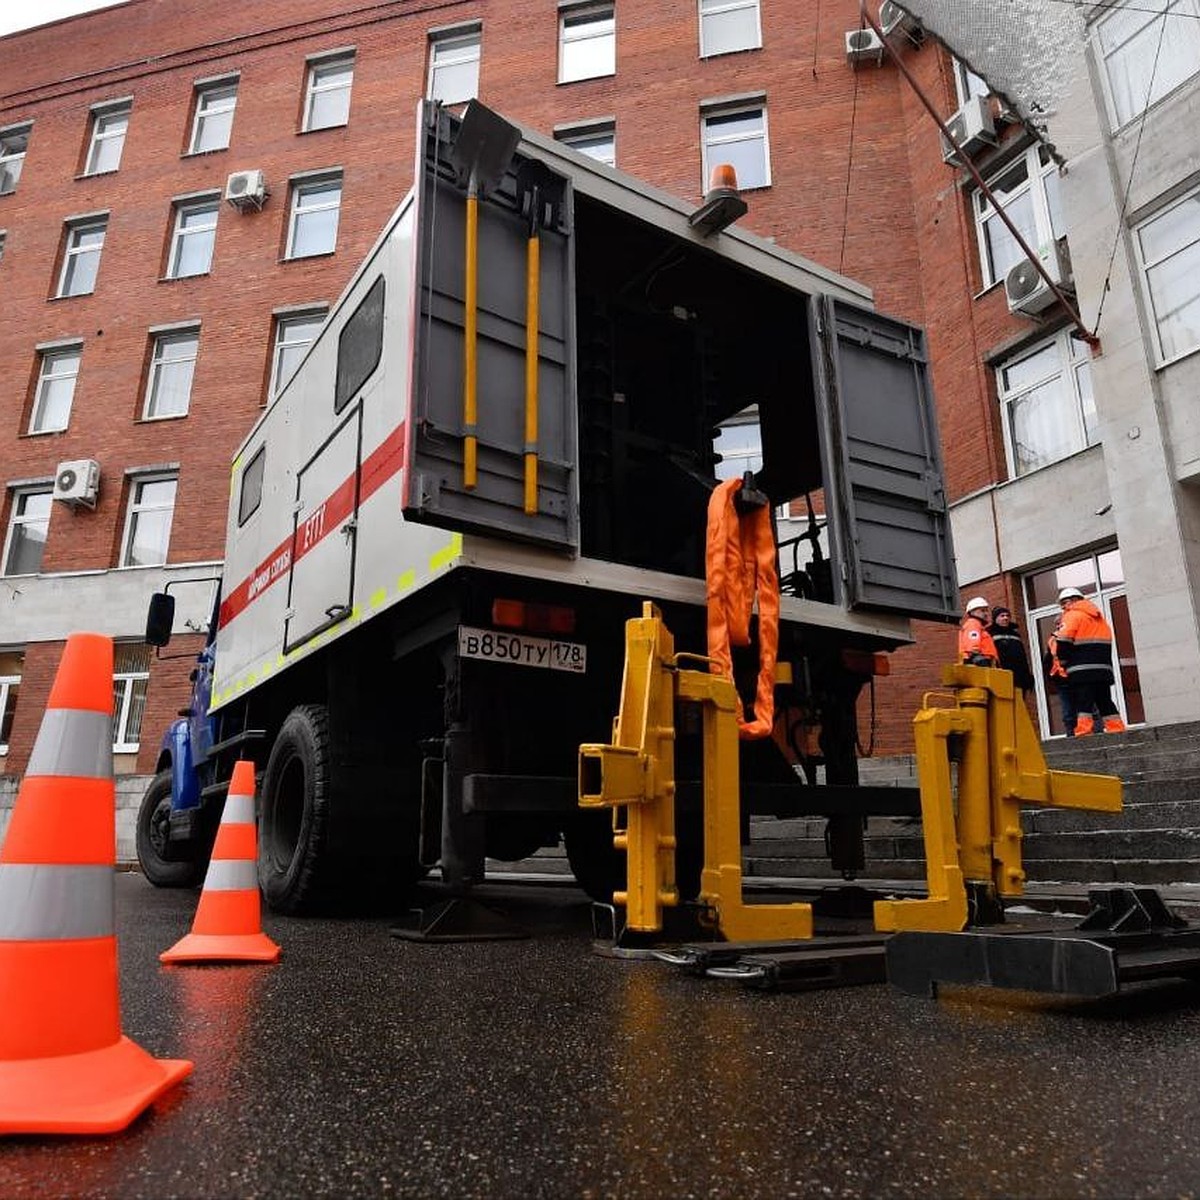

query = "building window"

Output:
[[555, 122, 615, 166], [0, 123, 31, 195], [427, 28, 481, 105], [1097, 0, 1200, 129], [997, 330, 1097, 478], [701, 103, 770, 192], [3, 488, 52, 576], [271, 309, 326, 397], [972, 145, 1064, 288], [57, 216, 108, 298], [0, 231, 7, 263], [699, 0, 761, 58], [1134, 186, 1200, 365], [167, 197, 219, 278], [188, 78, 238, 154], [304, 53, 355, 131], [286, 174, 342, 259], [85, 101, 130, 175], [112, 642, 152, 752], [0, 653, 21, 755], [121, 474, 177, 567], [144, 328, 199, 419], [30, 345, 82, 433], [559, 5, 615, 83]]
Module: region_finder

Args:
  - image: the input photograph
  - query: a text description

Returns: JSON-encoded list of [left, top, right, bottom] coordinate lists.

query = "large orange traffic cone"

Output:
[[0, 633, 192, 1135], [160, 760, 280, 964]]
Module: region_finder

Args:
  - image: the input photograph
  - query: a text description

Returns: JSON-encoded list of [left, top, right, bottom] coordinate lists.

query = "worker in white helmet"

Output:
[[958, 595, 998, 667], [1055, 586, 1126, 736]]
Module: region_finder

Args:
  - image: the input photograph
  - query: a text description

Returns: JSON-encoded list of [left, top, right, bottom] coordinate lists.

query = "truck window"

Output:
[[238, 445, 265, 526], [335, 274, 385, 414]]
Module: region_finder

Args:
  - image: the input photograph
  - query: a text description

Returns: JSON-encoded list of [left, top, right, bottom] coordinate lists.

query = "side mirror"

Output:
[[145, 592, 176, 647]]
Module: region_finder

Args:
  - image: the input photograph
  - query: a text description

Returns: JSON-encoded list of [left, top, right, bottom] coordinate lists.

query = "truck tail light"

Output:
[[491, 599, 576, 635]]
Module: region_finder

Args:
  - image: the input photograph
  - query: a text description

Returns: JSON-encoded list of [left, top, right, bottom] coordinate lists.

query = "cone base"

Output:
[[160, 931, 282, 964], [0, 1036, 192, 1135]]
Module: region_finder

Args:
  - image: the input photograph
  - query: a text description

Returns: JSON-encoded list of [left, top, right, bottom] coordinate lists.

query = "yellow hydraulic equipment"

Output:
[[579, 603, 812, 942], [874, 663, 1124, 933]]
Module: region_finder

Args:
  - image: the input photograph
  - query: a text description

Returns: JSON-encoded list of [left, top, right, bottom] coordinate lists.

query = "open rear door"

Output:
[[403, 103, 577, 552], [812, 296, 958, 621]]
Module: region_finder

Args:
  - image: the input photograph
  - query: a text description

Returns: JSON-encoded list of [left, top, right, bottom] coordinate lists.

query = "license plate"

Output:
[[457, 625, 586, 674]]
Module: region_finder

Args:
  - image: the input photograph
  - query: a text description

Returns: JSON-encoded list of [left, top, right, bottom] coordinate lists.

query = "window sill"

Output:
[[699, 44, 763, 60], [556, 71, 617, 86], [299, 122, 349, 135], [280, 250, 337, 263], [136, 413, 189, 424], [75, 169, 119, 181], [49, 291, 95, 302], [21, 428, 68, 438], [1154, 343, 1200, 373], [181, 147, 230, 159], [158, 271, 211, 283]]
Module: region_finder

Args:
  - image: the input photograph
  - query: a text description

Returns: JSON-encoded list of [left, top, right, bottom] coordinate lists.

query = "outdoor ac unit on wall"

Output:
[[1005, 238, 1075, 317], [53, 458, 100, 508], [225, 169, 268, 210], [879, 1, 920, 39], [845, 28, 885, 66], [941, 96, 997, 164]]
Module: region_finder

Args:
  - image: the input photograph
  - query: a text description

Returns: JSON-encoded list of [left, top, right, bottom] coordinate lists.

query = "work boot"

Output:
[[1103, 716, 1126, 734], [1074, 714, 1095, 736]]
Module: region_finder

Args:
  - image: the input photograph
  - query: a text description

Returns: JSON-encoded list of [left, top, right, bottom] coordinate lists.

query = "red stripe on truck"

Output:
[[218, 423, 407, 630]]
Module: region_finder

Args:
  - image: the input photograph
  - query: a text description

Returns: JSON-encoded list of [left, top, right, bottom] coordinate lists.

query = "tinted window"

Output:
[[238, 446, 266, 526], [335, 275, 385, 413]]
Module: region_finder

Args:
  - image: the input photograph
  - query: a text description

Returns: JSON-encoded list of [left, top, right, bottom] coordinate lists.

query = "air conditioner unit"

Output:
[[845, 28, 885, 66], [878, 1, 919, 39], [224, 169, 268, 210], [941, 96, 997, 165], [1005, 239, 1075, 317], [53, 458, 100, 508]]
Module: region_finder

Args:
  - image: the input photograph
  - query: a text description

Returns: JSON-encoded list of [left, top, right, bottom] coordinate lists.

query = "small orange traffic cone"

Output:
[[0, 633, 192, 1135], [160, 760, 280, 964]]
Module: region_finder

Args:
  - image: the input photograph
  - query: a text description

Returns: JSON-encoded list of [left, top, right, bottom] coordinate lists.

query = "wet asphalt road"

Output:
[[5, 873, 1200, 1199]]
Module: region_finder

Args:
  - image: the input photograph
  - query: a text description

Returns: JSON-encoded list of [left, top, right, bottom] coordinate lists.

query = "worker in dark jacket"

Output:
[[1054, 587, 1126, 736], [958, 596, 998, 666], [988, 606, 1034, 693]]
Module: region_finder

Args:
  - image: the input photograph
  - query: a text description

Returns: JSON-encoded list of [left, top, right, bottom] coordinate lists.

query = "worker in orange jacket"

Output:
[[958, 596, 998, 666], [1054, 587, 1126, 736]]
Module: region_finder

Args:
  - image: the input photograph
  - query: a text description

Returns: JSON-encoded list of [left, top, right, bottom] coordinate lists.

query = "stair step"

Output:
[[1027, 798, 1200, 833], [1022, 828, 1200, 860], [1025, 859, 1200, 885]]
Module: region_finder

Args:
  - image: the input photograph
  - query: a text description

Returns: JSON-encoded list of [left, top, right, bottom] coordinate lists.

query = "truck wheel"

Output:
[[259, 704, 333, 915], [136, 770, 204, 888]]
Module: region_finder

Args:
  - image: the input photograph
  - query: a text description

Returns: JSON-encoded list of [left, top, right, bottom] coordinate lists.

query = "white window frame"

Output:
[[1133, 185, 1200, 367], [85, 101, 131, 175], [30, 344, 82, 434], [3, 487, 53, 576], [270, 308, 327, 397], [558, 5, 616, 84], [700, 101, 770, 192], [0, 672, 19, 755], [427, 28, 481, 105], [286, 173, 342, 260], [554, 121, 616, 167], [953, 57, 990, 105], [57, 216, 108, 298], [112, 643, 152, 753], [188, 78, 239, 154], [1096, 0, 1200, 131], [144, 327, 200, 419], [167, 196, 219, 279], [0, 230, 6, 263], [0, 123, 31, 195], [120, 473, 178, 568], [303, 52, 355, 132], [972, 144, 1063, 289], [997, 329, 1098, 479], [698, 0, 761, 58]]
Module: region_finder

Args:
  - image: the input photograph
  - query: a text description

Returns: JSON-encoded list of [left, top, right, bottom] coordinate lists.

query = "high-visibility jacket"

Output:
[[958, 614, 998, 665], [1054, 599, 1114, 685]]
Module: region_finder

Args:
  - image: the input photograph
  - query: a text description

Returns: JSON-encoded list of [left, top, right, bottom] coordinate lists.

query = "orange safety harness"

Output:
[[705, 476, 781, 740]]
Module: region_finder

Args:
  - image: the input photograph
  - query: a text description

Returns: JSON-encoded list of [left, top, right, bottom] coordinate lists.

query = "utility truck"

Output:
[[141, 100, 958, 916]]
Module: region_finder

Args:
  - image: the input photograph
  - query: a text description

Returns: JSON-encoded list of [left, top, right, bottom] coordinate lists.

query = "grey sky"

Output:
[[0, 0, 125, 38]]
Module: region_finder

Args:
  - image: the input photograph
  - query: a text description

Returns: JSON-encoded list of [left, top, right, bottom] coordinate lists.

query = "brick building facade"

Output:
[[0, 0, 1098, 785]]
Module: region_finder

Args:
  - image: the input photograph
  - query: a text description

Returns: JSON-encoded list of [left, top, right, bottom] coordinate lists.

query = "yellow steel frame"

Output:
[[875, 663, 1124, 933]]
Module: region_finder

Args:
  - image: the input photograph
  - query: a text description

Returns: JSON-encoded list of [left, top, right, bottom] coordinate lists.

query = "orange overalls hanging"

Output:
[[705, 476, 780, 740]]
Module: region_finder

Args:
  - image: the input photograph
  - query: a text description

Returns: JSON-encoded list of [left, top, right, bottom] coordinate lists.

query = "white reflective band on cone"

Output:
[[203, 858, 260, 892], [0, 864, 114, 939], [26, 709, 115, 779], [222, 792, 255, 825]]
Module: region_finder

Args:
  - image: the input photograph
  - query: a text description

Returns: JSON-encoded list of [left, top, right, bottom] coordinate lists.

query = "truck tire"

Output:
[[259, 704, 334, 915], [136, 770, 205, 888]]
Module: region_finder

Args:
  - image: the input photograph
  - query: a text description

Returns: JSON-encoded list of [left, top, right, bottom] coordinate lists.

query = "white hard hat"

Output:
[[1057, 587, 1084, 602], [965, 596, 989, 614]]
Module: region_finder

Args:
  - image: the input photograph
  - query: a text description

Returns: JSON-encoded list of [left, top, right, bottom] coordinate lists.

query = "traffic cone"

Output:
[[0, 633, 192, 1135], [160, 760, 280, 964]]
